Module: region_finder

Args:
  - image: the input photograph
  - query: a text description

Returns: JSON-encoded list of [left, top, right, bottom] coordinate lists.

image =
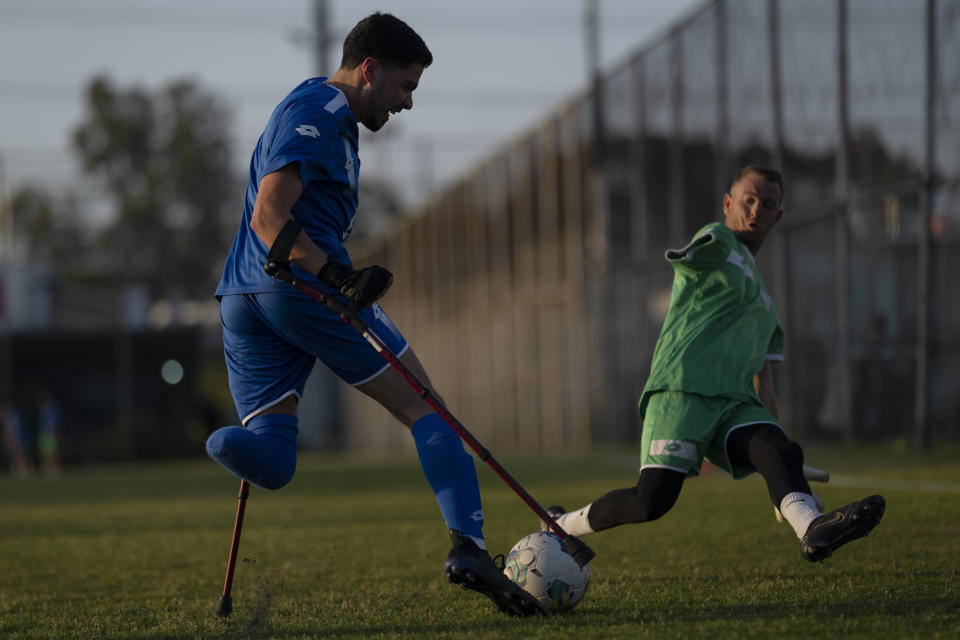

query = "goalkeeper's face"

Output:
[[359, 60, 423, 132], [722, 172, 783, 253]]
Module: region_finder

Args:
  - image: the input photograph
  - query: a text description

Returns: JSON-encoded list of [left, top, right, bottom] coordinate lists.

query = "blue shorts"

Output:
[[220, 291, 409, 423]]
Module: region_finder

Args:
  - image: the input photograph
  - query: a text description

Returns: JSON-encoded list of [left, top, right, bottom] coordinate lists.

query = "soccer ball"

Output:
[[502, 531, 590, 613]]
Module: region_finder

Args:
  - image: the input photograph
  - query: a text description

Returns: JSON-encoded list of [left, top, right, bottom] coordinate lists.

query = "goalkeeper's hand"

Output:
[[317, 260, 393, 307]]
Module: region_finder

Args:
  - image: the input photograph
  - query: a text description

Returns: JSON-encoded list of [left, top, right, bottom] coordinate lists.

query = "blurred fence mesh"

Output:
[[345, 0, 959, 452]]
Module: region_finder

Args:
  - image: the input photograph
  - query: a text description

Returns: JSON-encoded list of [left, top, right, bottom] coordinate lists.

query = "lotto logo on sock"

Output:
[[470, 510, 484, 522]]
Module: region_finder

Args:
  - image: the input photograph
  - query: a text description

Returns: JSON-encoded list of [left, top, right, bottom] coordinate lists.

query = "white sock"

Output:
[[555, 505, 595, 537], [779, 492, 822, 538]]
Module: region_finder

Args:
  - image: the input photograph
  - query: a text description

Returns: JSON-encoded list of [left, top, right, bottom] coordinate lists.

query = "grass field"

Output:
[[2, 444, 959, 639]]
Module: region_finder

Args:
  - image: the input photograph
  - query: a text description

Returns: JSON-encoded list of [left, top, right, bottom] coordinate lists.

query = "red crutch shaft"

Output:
[[214, 479, 250, 616], [264, 261, 594, 566]]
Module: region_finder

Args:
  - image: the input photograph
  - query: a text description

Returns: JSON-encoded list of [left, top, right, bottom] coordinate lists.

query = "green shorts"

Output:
[[640, 391, 781, 479]]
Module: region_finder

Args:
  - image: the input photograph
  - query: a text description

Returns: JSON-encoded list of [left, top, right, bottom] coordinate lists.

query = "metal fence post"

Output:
[[766, 0, 799, 436], [835, 0, 854, 441], [914, 0, 936, 449]]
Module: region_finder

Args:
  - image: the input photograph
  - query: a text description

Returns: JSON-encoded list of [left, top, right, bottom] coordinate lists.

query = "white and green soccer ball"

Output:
[[502, 531, 590, 613]]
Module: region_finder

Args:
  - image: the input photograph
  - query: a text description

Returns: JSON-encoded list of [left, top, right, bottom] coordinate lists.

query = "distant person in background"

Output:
[[542, 166, 886, 563], [1, 399, 32, 476], [37, 391, 62, 475], [204, 12, 541, 616]]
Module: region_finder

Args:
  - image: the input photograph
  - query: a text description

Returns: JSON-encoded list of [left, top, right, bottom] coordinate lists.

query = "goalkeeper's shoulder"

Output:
[[666, 222, 729, 264]]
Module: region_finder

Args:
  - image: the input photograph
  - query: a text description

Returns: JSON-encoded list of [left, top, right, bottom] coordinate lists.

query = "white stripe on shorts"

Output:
[[242, 389, 301, 425], [350, 342, 411, 387]]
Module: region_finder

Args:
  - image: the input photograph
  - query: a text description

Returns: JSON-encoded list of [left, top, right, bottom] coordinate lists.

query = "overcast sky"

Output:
[[0, 0, 704, 218]]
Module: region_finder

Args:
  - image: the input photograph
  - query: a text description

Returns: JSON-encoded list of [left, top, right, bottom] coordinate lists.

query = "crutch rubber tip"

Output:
[[214, 594, 233, 617], [563, 535, 596, 568]]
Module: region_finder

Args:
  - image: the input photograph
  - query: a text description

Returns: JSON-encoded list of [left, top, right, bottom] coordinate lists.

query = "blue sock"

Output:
[[411, 414, 484, 543], [206, 413, 298, 490]]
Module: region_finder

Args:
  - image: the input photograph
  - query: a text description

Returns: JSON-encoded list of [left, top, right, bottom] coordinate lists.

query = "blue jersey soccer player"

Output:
[[206, 13, 541, 616], [543, 166, 886, 563]]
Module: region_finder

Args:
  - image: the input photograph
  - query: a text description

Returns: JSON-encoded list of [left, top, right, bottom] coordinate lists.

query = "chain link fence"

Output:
[[346, 0, 960, 452]]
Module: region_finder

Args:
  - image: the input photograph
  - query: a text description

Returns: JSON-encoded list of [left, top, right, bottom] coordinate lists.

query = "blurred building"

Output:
[[0, 265, 54, 332], [0, 261, 346, 464]]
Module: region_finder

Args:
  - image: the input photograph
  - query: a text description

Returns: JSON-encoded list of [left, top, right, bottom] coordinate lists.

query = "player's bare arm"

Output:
[[250, 163, 329, 275]]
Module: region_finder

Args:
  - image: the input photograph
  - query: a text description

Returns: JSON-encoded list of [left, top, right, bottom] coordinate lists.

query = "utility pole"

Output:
[[584, 0, 605, 167], [313, 0, 330, 75]]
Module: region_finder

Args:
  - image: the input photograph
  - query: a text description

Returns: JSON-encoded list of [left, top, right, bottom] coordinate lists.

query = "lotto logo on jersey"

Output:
[[295, 124, 321, 138]]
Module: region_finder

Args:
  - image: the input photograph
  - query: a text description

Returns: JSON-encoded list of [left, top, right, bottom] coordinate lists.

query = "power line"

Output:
[[2, 5, 666, 31]]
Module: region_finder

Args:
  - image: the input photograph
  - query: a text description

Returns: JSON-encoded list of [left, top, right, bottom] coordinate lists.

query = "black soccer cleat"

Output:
[[444, 530, 544, 617], [800, 494, 886, 562], [538, 505, 566, 532]]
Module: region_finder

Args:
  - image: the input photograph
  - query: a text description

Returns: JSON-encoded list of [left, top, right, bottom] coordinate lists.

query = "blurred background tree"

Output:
[[71, 74, 238, 299], [10, 186, 86, 270]]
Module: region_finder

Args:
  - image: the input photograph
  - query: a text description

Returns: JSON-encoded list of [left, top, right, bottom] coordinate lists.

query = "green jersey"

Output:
[[639, 222, 784, 417]]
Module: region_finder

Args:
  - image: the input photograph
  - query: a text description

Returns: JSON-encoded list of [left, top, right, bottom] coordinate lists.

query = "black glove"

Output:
[[317, 260, 393, 307]]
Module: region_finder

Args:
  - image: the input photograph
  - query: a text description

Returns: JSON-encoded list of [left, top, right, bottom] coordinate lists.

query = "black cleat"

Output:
[[538, 505, 567, 532], [801, 494, 886, 562], [445, 530, 544, 617]]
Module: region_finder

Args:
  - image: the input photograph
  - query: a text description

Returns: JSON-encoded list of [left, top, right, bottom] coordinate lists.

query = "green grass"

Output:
[[2, 445, 959, 639]]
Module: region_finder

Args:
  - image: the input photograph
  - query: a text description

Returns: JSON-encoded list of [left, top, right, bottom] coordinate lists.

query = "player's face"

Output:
[[722, 172, 783, 253], [360, 61, 423, 132]]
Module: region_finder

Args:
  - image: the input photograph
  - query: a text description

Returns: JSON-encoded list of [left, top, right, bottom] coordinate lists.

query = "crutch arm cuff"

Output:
[[267, 219, 303, 264]]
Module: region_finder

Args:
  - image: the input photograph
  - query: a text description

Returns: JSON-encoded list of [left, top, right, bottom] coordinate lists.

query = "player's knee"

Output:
[[629, 494, 673, 523], [631, 469, 683, 522], [205, 423, 297, 490], [758, 436, 804, 471], [247, 416, 298, 489], [205, 426, 249, 462], [605, 487, 674, 524], [777, 440, 805, 468]]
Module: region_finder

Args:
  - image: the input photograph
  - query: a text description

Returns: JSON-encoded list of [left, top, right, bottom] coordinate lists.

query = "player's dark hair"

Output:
[[731, 165, 784, 204], [340, 13, 433, 70]]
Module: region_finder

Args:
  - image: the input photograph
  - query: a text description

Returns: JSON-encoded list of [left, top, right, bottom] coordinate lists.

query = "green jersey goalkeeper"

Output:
[[545, 166, 885, 564]]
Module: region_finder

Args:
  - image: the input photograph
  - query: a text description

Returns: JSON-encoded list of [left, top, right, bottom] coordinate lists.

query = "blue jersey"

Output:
[[216, 78, 361, 296]]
